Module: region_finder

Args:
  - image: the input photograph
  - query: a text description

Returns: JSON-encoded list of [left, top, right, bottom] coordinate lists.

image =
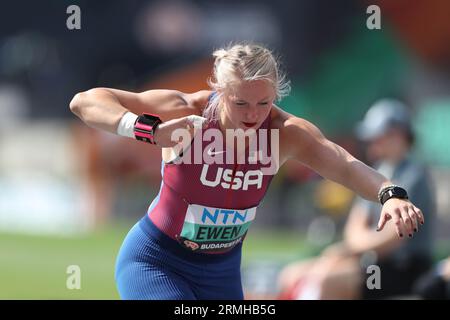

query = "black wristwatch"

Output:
[[379, 185, 409, 205], [133, 113, 162, 144]]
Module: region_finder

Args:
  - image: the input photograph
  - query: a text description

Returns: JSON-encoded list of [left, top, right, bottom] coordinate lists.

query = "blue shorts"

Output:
[[115, 215, 244, 300]]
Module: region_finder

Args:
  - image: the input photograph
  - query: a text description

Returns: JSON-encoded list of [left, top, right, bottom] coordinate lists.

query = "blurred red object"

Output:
[[370, 0, 450, 66]]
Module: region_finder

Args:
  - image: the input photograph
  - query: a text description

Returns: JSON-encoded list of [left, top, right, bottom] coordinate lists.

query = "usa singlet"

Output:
[[115, 113, 277, 299]]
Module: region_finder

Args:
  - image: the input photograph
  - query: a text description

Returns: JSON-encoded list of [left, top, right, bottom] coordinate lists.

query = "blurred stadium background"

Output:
[[1, 0, 450, 299]]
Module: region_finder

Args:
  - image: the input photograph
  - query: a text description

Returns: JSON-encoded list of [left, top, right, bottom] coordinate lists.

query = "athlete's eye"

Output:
[[235, 101, 247, 106], [258, 102, 269, 106]]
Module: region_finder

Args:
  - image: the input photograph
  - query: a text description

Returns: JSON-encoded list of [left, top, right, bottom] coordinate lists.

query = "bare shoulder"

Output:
[[184, 90, 214, 113], [270, 105, 326, 160], [270, 105, 322, 138]]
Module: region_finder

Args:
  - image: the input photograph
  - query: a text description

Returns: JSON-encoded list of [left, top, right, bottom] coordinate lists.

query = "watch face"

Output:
[[381, 186, 408, 204], [392, 186, 408, 197]]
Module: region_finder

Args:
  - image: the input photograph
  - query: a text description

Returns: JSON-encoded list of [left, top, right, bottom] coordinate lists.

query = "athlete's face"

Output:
[[221, 80, 275, 131]]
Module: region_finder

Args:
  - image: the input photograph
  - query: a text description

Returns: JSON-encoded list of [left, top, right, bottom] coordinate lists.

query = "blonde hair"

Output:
[[204, 42, 291, 121]]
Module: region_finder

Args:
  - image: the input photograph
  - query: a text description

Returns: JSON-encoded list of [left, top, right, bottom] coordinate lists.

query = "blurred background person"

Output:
[[277, 99, 436, 299]]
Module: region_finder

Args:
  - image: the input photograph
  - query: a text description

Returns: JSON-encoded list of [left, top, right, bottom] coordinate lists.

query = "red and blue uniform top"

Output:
[[147, 113, 276, 254]]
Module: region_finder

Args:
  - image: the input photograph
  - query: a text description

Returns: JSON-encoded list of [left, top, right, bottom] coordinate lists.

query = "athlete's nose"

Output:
[[245, 104, 259, 122]]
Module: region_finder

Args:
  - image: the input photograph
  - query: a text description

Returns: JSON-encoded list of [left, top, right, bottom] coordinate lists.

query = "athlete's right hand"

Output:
[[153, 115, 207, 147]]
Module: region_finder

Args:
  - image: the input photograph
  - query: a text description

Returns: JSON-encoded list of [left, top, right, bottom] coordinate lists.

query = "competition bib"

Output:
[[177, 204, 257, 253]]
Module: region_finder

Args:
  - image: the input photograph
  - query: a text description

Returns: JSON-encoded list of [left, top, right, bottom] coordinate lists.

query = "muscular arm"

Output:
[[283, 117, 392, 202], [69, 87, 210, 134]]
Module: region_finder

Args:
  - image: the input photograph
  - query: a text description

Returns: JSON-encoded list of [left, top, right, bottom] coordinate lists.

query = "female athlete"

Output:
[[70, 43, 424, 300]]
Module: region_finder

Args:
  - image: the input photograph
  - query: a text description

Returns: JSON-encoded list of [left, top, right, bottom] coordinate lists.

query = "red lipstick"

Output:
[[242, 122, 257, 128]]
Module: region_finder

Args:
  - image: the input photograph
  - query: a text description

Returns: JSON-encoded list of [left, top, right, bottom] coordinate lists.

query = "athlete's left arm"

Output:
[[282, 116, 425, 237]]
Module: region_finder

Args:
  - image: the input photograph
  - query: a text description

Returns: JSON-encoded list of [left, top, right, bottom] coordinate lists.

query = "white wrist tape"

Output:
[[186, 115, 207, 129], [117, 111, 138, 138]]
